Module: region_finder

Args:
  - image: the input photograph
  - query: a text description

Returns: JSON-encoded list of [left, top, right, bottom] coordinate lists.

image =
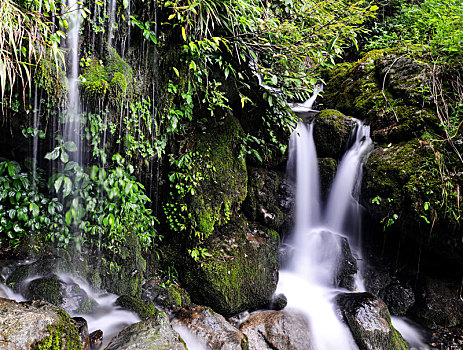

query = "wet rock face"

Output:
[[141, 280, 191, 313], [105, 311, 186, 350], [243, 167, 285, 231], [171, 306, 247, 350], [335, 292, 410, 350], [239, 310, 315, 350], [413, 277, 463, 329], [181, 216, 279, 316], [335, 237, 358, 291], [312, 109, 357, 159], [380, 283, 415, 317], [24, 275, 97, 314], [0, 298, 81, 350]]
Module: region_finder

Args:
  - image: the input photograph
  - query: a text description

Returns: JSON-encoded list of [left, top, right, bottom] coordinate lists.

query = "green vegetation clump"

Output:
[[115, 295, 157, 320], [81, 48, 132, 103], [32, 309, 82, 350]]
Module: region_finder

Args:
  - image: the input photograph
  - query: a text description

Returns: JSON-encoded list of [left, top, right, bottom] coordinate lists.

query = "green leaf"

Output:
[[65, 210, 73, 226], [7, 163, 16, 177], [60, 151, 69, 163], [54, 176, 64, 193], [62, 177, 73, 198], [45, 147, 60, 160], [65, 161, 78, 171], [63, 141, 78, 152], [29, 203, 39, 217]]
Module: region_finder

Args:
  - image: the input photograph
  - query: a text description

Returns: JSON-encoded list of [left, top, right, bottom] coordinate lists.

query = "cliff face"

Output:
[[322, 48, 463, 328]]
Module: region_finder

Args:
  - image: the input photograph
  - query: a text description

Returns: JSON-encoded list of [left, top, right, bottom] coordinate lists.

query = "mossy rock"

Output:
[[115, 295, 157, 320], [187, 113, 248, 239], [242, 167, 285, 230], [105, 311, 186, 350], [322, 49, 440, 144], [0, 298, 82, 350], [313, 109, 357, 159], [26, 276, 65, 306], [318, 158, 337, 200], [6, 257, 72, 293], [141, 280, 191, 312], [362, 139, 463, 268], [180, 215, 279, 316], [336, 292, 410, 350], [90, 230, 147, 297], [36, 53, 68, 103]]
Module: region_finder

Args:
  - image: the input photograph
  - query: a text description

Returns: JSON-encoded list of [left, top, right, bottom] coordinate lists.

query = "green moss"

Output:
[[80, 47, 132, 103], [36, 54, 67, 103], [115, 295, 157, 320], [27, 277, 63, 306], [32, 309, 82, 350], [182, 217, 279, 315], [188, 113, 248, 239]]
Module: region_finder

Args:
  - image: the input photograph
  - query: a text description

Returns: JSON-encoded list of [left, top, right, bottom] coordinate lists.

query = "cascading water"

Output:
[[64, 0, 83, 164], [277, 101, 373, 349]]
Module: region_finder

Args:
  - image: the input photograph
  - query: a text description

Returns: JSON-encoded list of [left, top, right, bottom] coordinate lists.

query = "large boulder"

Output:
[[24, 275, 97, 315], [0, 298, 82, 349], [335, 237, 359, 291], [362, 140, 463, 269], [105, 312, 186, 350], [180, 216, 280, 315], [171, 306, 247, 349], [322, 49, 439, 143], [239, 310, 314, 350], [312, 109, 357, 159], [335, 292, 409, 350]]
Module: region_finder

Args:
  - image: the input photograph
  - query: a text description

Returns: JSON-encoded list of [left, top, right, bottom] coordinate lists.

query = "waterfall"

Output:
[[64, 0, 83, 164], [277, 104, 373, 349]]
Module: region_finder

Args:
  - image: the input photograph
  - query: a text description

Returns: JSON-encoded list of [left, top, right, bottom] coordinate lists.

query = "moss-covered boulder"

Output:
[[322, 50, 439, 144], [0, 298, 82, 349], [105, 311, 186, 350], [362, 139, 463, 268], [24, 276, 98, 315], [25, 276, 65, 306], [115, 295, 157, 320], [318, 158, 337, 200], [6, 257, 72, 293], [335, 292, 409, 350], [141, 280, 191, 313], [312, 109, 357, 159], [180, 216, 279, 315], [185, 113, 248, 239]]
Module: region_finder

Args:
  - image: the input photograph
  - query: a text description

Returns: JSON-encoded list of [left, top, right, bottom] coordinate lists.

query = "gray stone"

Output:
[[335, 237, 358, 291], [335, 292, 410, 350], [105, 312, 186, 350], [0, 298, 81, 349], [171, 306, 247, 350], [239, 310, 314, 350]]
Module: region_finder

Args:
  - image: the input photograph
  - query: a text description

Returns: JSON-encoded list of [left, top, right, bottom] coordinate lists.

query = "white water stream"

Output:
[[277, 90, 374, 349]]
